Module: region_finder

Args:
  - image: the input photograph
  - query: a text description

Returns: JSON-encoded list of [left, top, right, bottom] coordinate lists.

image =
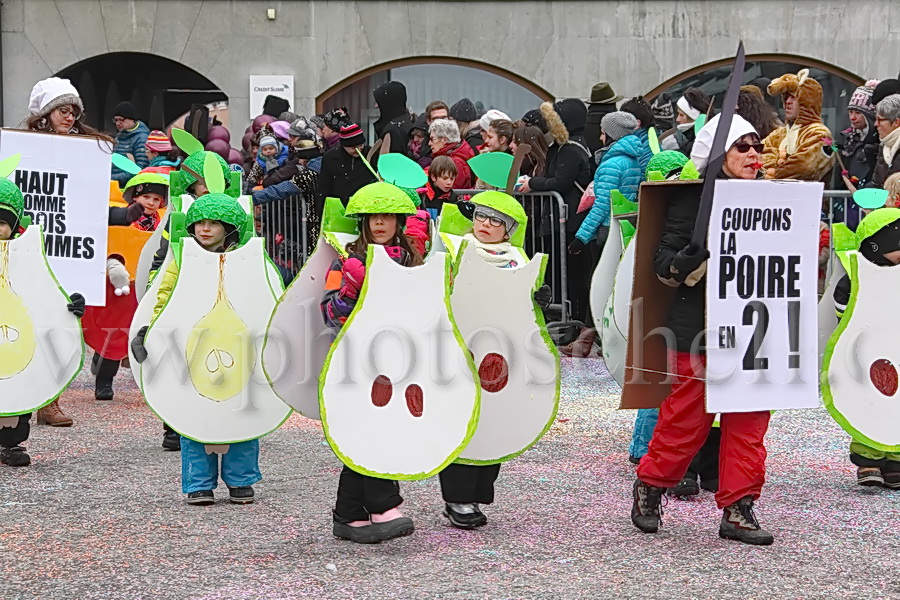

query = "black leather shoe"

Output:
[[228, 486, 255, 504], [443, 503, 487, 529]]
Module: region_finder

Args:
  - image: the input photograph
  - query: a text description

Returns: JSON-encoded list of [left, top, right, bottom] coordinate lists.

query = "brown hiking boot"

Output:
[[719, 496, 774, 546], [37, 400, 73, 427], [559, 327, 597, 358]]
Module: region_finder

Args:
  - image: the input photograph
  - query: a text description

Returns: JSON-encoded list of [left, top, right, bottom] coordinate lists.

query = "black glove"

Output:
[[125, 201, 145, 224], [66, 293, 85, 318], [131, 326, 149, 364], [533, 284, 552, 309], [457, 201, 475, 221], [669, 244, 710, 284], [568, 238, 586, 255]]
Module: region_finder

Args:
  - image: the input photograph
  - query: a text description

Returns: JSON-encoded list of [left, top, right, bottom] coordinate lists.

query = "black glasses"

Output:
[[733, 142, 763, 154], [56, 106, 82, 119], [474, 211, 504, 227]]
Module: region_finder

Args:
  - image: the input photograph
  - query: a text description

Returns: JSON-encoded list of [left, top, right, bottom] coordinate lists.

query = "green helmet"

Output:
[[646, 150, 689, 180], [345, 182, 418, 217], [123, 171, 169, 203], [470, 190, 527, 230], [178, 151, 230, 192], [185, 193, 249, 243], [0, 179, 24, 230]]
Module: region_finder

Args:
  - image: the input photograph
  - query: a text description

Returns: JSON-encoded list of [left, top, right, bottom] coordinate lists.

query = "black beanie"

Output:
[[450, 98, 477, 122], [0, 207, 19, 233], [113, 101, 138, 120], [873, 79, 900, 107]]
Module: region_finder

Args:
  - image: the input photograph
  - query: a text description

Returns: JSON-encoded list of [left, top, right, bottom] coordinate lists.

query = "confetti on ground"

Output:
[[1, 357, 898, 599]]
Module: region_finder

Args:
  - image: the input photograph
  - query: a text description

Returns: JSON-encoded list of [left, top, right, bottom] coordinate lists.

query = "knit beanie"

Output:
[[848, 80, 880, 118], [691, 113, 757, 173], [873, 79, 900, 107], [146, 130, 172, 152], [259, 135, 278, 149], [28, 77, 84, 118], [324, 107, 350, 132], [310, 115, 326, 131], [113, 101, 137, 120], [339, 122, 366, 147], [473, 204, 517, 236], [450, 98, 478, 123], [521, 109, 548, 133], [479, 109, 511, 131], [131, 182, 168, 201], [600, 111, 639, 142], [271, 120, 291, 140]]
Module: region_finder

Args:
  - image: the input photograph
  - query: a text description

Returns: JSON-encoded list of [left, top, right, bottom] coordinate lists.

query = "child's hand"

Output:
[[341, 257, 366, 297]]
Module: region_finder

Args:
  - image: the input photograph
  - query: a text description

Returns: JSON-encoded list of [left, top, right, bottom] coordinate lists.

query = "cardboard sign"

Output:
[[706, 179, 821, 412], [249, 75, 294, 120], [0, 129, 111, 305]]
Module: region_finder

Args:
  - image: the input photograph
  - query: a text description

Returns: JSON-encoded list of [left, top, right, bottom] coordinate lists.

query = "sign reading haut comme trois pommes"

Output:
[[0, 129, 111, 306], [249, 75, 294, 119], [706, 179, 822, 412]]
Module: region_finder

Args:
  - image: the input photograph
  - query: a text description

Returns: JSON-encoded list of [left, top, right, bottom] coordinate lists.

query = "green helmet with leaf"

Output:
[[345, 182, 418, 217], [646, 150, 689, 181], [470, 190, 527, 230], [855, 207, 900, 248], [0, 154, 24, 230], [169, 128, 231, 197], [183, 153, 249, 243]]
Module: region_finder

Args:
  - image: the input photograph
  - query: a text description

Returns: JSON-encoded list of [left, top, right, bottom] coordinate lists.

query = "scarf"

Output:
[[463, 233, 518, 268], [882, 126, 900, 167], [841, 125, 867, 157]]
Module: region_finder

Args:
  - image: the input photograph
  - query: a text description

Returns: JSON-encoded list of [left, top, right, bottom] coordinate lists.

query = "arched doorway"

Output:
[[55, 52, 226, 134], [646, 54, 864, 136], [317, 57, 551, 138]]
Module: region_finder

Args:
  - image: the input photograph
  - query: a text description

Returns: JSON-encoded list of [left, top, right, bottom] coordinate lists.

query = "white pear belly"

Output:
[[824, 254, 900, 450], [600, 234, 636, 388], [451, 244, 560, 464], [139, 237, 291, 444], [0, 226, 84, 415], [319, 247, 480, 480]]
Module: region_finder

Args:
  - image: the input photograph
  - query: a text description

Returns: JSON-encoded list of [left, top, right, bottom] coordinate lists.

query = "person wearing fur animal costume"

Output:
[[761, 69, 835, 182]]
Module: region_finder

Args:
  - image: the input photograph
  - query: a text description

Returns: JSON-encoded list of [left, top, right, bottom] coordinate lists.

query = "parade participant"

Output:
[[145, 130, 180, 172], [133, 189, 267, 506], [0, 154, 85, 466], [762, 69, 835, 181], [631, 114, 776, 546], [321, 183, 422, 543]]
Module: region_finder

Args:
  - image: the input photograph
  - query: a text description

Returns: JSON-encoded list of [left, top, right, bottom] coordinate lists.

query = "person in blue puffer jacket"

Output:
[[570, 111, 643, 249]]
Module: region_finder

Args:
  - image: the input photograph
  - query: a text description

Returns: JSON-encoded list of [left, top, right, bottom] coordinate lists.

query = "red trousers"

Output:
[[637, 350, 770, 509]]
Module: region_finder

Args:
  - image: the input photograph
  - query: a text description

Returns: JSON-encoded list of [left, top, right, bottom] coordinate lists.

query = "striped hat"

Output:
[[146, 130, 172, 152], [339, 122, 365, 147]]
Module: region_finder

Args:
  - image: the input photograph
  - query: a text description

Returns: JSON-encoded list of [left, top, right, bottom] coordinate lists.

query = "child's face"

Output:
[[189, 182, 209, 197], [367, 213, 398, 245], [0, 220, 12, 241], [146, 149, 159, 160], [261, 145, 277, 157], [434, 173, 454, 193], [473, 210, 508, 244], [193, 219, 227, 250], [135, 192, 163, 214], [883, 249, 900, 265]]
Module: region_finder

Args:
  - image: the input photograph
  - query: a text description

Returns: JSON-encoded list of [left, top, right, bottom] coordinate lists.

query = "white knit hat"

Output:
[[28, 77, 83, 118], [479, 109, 511, 131], [690, 114, 757, 173]]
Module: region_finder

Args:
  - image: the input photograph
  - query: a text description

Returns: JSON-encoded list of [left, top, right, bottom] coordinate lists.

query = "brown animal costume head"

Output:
[[767, 69, 823, 126]]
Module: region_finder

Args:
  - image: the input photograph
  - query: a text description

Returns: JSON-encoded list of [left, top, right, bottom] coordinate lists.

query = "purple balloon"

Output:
[[208, 125, 231, 144], [205, 139, 231, 161], [227, 148, 243, 166], [241, 131, 254, 153], [251, 114, 276, 133]]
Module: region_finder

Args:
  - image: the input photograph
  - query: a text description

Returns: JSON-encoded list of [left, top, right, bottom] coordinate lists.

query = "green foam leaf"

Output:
[[468, 152, 514, 189], [171, 128, 204, 156], [0, 153, 21, 179], [831, 223, 857, 252], [646, 170, 665, 181], [111, 153, 141, 176], [378, 153, 427, 188], [853, 188, 889, 209], [648, 127, 660, 155], [620, 219, 636, 247], [322, 197, 359, 235], [438, 203, 474, 237], [611, 189, 638, 216], [204, 152, 225, 194], [693, 114, 707, 136]]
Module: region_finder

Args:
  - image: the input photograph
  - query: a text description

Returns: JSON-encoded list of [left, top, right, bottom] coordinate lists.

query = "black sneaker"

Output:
[[333, 518, 381, 544], [631, 479, 665, 533], [162, 431, 181, 451], [228, 486, 255, 504], [186, 490, 214, 506], [443, 503, 488, 529], [882, 470, 900, 490], [719, 496, 774, 546], [670, 477, 700, 499], [0, 446, 31, 467], [95, 385, 114, 401], [857, 467, 884, 487]]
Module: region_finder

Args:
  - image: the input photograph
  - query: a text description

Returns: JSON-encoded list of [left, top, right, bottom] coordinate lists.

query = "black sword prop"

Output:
[[690, 41, 746, 249]]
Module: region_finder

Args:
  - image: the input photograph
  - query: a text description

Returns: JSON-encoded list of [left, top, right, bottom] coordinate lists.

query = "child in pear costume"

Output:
[[132, 194, 261, 506], [439, 191, 552, 529], [832, 208, 900, 489], [0, 158, 85, 467], [321, 182, 423, 544]]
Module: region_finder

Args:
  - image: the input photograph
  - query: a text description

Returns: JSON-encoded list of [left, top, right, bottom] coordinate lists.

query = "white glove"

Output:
[[107, 257, 131, 296]]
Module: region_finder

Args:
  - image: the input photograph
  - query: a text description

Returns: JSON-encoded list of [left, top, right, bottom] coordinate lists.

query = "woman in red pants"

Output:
[[630, 114, 774, 546]]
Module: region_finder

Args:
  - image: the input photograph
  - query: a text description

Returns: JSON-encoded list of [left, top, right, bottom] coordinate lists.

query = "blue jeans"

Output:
[[181, 437, 262, 493], [629, 408, 659, 458]]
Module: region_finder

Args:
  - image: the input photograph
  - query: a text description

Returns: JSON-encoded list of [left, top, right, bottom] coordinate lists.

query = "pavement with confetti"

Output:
[[2, 356, 898, 600]]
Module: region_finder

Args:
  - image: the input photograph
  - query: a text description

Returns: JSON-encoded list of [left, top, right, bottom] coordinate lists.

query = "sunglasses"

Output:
[[733, 142, 763, 154], [474, 211, 505, 228]]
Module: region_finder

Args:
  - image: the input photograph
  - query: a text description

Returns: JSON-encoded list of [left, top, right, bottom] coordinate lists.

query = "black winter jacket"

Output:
[[529, 136, 593, 233], [870, 145, 900, 190], [373, 81, 414, 156], [316, 146, 378, 209], [585, 104, 616, 155]]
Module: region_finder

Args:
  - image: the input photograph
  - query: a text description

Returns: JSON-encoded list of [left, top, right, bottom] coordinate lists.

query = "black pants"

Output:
[[0, 414, 31, 448], [439, 463, 501, 504], [685, 427, 721, 484], [566, 238, 599, 325], [334, 465, 403, 522], [94, 355, 120, 389]]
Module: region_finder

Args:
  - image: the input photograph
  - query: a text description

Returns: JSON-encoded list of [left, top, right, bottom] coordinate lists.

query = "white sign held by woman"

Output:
[[0, 129, 111, 305], [706, 179, 822, 412]]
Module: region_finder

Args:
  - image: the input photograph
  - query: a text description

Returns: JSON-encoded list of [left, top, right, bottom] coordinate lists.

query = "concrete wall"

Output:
[[2, 0, 898, 126]]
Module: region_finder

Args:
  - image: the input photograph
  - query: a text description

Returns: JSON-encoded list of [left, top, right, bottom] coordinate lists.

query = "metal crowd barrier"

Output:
[[255, 194, 313, 279]]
